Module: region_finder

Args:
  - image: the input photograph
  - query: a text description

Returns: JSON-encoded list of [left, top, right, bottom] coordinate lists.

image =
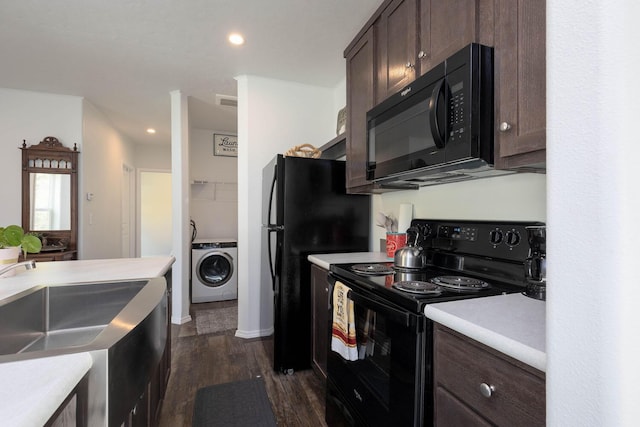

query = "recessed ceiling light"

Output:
[[146, 128, 156, 134], [228, 33, 245, 46]]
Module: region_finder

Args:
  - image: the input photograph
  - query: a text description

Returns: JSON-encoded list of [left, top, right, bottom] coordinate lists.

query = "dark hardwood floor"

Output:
[[158, 300, 327, 427]]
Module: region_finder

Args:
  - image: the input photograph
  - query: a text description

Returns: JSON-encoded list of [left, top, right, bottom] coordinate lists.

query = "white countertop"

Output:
[[424, 293, 546, 372], [308, 251, 390, 270], [0, 256, 174, 424], [0, 352, 93, 426], [0, 256, 175, 301]]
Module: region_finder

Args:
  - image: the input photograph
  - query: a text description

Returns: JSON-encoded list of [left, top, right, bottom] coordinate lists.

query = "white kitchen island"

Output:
[[0, 256, 175, 301], [0, 256, 175, 426]]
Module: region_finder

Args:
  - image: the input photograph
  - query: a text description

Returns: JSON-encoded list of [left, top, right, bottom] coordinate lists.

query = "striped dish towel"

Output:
[[331, 281, 358, 361]]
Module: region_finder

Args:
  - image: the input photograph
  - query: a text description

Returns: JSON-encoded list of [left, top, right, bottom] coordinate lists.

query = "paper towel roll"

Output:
[[398, 203, 413, 234]]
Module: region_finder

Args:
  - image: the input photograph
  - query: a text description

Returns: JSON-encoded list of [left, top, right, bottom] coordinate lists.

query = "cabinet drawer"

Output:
[[434, 324, 545, 427], [435, 385, 493, 427]]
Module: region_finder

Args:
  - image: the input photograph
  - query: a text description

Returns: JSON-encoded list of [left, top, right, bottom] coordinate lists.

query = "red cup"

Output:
[[386, 233, 407, 258]]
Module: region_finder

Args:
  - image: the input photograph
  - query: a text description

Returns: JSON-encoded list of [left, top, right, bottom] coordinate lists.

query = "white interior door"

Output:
[[139, 170, 173, 256]]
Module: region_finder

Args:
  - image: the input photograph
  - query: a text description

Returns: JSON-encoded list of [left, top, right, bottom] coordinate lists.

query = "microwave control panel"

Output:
[[448, 81, 466, 142]]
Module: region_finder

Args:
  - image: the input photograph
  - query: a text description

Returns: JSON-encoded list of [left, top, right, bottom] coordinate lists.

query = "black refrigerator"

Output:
[[261, 154, 370, 373]]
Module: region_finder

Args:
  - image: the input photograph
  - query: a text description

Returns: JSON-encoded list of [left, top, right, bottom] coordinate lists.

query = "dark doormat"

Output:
[[192, 377, 277, 426]]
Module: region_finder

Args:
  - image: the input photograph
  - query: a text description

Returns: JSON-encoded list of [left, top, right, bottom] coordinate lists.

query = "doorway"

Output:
[[139, 170, 173, 256]]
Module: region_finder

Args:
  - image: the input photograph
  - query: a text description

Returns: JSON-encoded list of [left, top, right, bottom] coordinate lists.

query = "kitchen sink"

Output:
[[0, 281, 146, 356], [0, 276, 169, 426]]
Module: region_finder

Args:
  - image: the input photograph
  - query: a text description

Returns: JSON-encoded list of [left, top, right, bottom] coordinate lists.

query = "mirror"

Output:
[[30, 173, 71, 230], [21, 137, 79, 259]]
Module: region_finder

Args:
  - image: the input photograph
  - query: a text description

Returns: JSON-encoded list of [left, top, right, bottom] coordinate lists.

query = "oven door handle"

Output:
[[347, 290, 411, 328]]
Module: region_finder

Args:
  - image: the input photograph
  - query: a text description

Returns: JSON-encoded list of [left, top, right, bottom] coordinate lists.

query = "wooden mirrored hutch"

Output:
[[21, 136, 79, 261]]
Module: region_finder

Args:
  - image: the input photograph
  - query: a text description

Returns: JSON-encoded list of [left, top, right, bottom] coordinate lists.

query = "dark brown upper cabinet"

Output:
[[376, 0, 418, 102], [342, 0, 546, 191], [418, 0, 495, 73], [345, 26, 376, 192], [493, 0, 546, 170]]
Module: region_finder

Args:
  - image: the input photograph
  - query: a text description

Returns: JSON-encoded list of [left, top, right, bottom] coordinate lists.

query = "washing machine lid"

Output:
[[192, 238, 237, 249]]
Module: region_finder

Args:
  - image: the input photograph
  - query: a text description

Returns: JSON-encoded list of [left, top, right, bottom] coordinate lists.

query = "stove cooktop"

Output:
[[330, 219, 544, 313], [329, 262, 523, 313]]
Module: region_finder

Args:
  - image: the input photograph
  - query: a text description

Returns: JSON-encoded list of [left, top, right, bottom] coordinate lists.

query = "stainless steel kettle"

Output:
[[524, 225, 546, 300], [394, 227, 426, 270]]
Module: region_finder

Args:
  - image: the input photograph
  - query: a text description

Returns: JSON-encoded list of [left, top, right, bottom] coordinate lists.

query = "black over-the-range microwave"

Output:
[[366, 43, 514, 188]]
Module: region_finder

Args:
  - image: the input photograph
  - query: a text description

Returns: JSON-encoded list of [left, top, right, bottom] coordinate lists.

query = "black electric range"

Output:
[[325, 219, 545, 427], [330, 219, 544, 314]]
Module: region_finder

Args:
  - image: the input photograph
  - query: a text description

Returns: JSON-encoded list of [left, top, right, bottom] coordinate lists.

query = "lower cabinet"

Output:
[[127, 385, 150, 427], [433, 323, 545, 427], [310, 264, 330, 380], [121, 352, 170, 427], [121, 272, 172, 427], [46, 374, 89, 427]]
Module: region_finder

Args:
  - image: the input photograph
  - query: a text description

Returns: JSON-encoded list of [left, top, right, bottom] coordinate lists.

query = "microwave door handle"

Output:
[[429, 78, 447, 149]]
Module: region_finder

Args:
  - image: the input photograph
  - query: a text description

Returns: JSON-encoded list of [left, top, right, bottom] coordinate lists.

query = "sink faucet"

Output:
[[0, 260, 36, 277]]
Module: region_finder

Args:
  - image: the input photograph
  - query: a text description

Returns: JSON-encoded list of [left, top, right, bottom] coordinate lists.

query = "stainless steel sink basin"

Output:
[[0, 281, 146, 356], [0, 276, 169, 426]]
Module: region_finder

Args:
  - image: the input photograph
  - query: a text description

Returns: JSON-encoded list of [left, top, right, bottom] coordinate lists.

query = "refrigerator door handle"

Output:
[[267, 228, 280, 291], [265, 163, 278, 227], [266, 167, 279, 289]]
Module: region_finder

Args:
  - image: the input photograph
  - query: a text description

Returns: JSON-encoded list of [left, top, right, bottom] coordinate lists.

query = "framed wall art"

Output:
[[213, 133, 238, 157]]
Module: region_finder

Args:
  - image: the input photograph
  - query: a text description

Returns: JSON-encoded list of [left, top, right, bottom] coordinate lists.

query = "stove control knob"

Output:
[[479, 382, 495, 398], [489, 229, 503, 245], [505, 230, 521, 246]]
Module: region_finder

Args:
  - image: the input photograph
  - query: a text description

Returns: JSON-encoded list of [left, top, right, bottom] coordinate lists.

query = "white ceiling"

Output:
[[0, 0, 381, 145]]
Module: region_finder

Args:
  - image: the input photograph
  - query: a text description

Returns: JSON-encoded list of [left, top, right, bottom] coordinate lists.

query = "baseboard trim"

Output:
[[235, 326, 274, 339], [172, 314, 192, 325]]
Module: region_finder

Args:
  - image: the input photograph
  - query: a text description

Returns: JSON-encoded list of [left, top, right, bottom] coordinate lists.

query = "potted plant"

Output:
[[0, 225, 42, 265]]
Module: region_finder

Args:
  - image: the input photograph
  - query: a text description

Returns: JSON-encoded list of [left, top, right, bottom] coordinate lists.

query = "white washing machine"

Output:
[[191, 238, 238, 303]]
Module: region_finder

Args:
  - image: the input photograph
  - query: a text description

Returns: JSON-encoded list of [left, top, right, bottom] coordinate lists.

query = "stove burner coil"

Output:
[[393, 280, 443, 294], [350, 263, 395, 275], [429, 275, 489, 291]]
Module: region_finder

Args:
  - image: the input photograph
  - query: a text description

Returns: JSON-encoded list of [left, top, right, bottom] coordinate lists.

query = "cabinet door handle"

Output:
[[417, 50, 427, 59], [499, 122, 512, 132], [405, 62, 414, 69], [479, 382, 495, 398]]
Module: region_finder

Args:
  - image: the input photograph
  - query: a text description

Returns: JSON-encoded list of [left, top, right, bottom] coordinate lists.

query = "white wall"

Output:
[[81, 100, 135, 259], [547, 2, 640, 426], [236, 75, 337, 338], [134, 144, 171, 170], [332, 77, 347, 121], [372, 173, 546, 246], [170, 90, 191, 325], [189, 127, 238, 239], [0, 89, 135, 260], [0, 88, 83, 226]]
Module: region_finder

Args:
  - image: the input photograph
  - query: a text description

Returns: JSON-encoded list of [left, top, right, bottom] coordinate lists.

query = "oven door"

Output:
[[326, 276, 428, 427]]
